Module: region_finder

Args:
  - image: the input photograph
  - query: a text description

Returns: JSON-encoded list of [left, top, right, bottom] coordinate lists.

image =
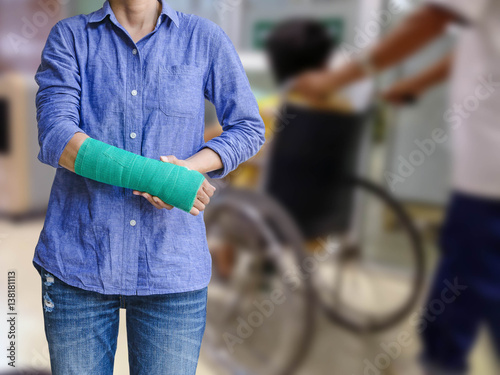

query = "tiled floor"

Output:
[[0, 217, 497, 374]]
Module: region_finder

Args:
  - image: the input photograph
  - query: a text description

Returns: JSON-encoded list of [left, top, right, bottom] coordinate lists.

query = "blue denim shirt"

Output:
[[32, 0, 265, 295]]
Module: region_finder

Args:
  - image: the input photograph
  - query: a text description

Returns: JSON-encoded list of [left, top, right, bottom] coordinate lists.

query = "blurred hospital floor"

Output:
[[0, 216, 498, 375]]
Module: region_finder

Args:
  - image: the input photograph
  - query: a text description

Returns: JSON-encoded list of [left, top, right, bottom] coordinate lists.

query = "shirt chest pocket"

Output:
[[158, 65, 204, 119]]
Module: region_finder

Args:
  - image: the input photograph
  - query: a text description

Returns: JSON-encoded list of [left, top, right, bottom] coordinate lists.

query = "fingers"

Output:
[[133, 191, 173, 210], [194, 179, 216, 209], [381, 90, 415, 106], [197, 189, 210, 205], [137, 189, 202, 214], [160, 155, 184, 167], [133, 177, 217, 215], [142, 193, 164, 210], [152, 196, 174, 210], [202, 179, 216, 197], [193, 198, 206, 213]]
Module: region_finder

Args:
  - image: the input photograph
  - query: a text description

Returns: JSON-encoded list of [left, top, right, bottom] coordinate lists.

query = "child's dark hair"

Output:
[[264, 18, 335, 85]]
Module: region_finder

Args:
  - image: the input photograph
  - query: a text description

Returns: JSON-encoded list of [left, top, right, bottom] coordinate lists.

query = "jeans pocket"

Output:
[[158, 64, 204, 118]]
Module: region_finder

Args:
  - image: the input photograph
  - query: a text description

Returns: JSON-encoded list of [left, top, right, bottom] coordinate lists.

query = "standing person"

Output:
[[33, 0, 265, 374], [294, 1, 500, 374]]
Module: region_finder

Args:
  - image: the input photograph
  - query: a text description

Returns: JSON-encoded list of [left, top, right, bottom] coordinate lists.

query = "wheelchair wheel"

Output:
[[310, 176, 425, 333], [201, 188, 314, 375]]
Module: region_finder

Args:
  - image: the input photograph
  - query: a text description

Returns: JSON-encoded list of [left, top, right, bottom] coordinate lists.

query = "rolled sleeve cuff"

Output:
[[199, 138, 233, 179], [38, 124, 86, 169]]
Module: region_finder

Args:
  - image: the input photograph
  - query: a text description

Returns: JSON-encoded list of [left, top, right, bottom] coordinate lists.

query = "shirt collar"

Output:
[[158, 0, 179, 27], [88, 0, 179, 28]]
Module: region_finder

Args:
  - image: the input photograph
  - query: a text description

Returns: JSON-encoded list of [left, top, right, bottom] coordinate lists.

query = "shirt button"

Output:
[[130, 220, 137, 227], [130, 132, 137, 139], [131, 90, 138, 96], [132, 48, 138, 55]]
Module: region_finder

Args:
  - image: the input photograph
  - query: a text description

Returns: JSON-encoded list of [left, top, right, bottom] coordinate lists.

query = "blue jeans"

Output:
[[421, 191, 500, 374], [38, 265, 207, 375]]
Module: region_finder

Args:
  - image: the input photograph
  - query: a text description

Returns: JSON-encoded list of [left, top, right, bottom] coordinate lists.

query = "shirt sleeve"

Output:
[[200, 25, 266, 179], [34, 21, 87, 169], [423, 0, 490, 24]]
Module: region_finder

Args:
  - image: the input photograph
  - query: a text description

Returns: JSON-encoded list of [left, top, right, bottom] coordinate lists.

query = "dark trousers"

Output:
[[422, 191, 500, 373]]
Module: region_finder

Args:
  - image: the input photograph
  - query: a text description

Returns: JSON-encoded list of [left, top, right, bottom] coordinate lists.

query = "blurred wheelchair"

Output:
[[200, 93, 425, 375]]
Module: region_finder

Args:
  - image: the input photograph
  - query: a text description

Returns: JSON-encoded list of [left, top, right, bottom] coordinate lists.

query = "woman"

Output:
[[33, 0, 265, 373]]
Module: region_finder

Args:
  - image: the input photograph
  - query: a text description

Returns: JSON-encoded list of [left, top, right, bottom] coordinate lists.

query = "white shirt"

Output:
[[424, 0, 500, 198]]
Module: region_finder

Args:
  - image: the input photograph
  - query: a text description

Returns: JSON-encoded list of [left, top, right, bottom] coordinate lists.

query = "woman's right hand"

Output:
[[133, 155, 216, 216]]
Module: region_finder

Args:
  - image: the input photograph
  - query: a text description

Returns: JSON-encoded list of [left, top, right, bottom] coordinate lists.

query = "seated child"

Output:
[[204, 18, 353, 190]]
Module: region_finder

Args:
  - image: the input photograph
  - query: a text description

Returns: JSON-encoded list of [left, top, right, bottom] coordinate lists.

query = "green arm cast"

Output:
[[74, 137, 206, 213]]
